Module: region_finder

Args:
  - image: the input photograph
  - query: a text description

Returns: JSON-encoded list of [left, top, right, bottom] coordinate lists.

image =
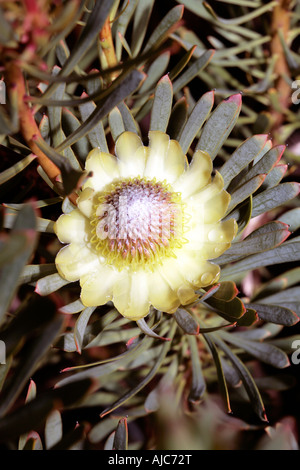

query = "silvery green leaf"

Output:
[[74, 307, 97, 354], [39, 0, 114, 102], [167, 97, 188, 140], [150, 75, 173, 133], [131, 0, 155, 56], [278, 207, 300, 233], [56, 336, 154, 387], [55, 69, 145, 152], [227, 174, 266, 212], [196, 93, 242, 159], [143, 5, 184, 53], [173, 49, 215, 95], [118, 101, 140, 134], [237, 145, 285, 186], [252, 266, 300, 302], [187, 335, 206, 403], [251, 182, 300, 218], [114, 0, 138, 60], [61, 108, 90, 163], [79, 95, 108, 152], [33, 136, 85, 195], [35, 273, 71, 296], [109, 107, 125, 141], [178, 91, 214, 154], [59, 299, 85, 314], [221, 240, 300, 280], [174, 308, 199, 335], [260, 165, 287, 190], [137, 52, 170, 96], [19, 263, 57, 285], [216, 221, 290, 264], [47, 66, 66, 149]]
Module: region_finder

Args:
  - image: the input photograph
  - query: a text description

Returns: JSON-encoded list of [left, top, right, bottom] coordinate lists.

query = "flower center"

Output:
[[90, 177, 186, 270]]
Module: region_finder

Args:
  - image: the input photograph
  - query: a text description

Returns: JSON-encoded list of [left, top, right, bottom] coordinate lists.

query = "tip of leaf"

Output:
[[224, 93, 242, 105]]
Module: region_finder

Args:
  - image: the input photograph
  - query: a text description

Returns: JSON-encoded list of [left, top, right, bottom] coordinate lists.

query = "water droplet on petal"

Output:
[[208, 229, 219, 242]]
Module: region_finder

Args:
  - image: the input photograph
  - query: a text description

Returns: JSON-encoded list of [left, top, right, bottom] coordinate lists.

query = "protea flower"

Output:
[[55, 130, 237, 320]]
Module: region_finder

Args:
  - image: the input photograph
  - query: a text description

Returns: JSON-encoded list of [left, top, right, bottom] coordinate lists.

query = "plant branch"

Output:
[[4, 61, 78, 205], [269, 0, 292, 137], [99, 17, 119, 81]]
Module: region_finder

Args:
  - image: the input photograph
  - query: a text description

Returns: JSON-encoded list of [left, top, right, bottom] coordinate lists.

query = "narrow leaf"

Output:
[[178, 91, 214, 154], [169, 45, 198, 81], [258, 286, 300, 305], [0, 155, 36, 185], [247, 303, 299, 327], [221, 240, 300, 279], [113, 418, 128, 450], [143, 5, 184, 53], [167, 97, 188, 140], [35, 273, 71, 296], [33, 136, 84, 195], [137, 318, 171, 341], [251, 182, 300, 218], [220, 331, 290, 369], [131, 0, 155, 56], [227, 174, 266, 213], [173, 49, 215, 94], [238, 145, 285, 185], [108, 107, 125, 141], [74, 307, 97, 353], [118, 101, 140, 134], [278, 207, 300, 233], [196, 93, 242, 159], [252, 266, 300, 301], [174, 308, 199, 335], [115, 0, 138, 60], [203, 333, 231, 412], [216, 222, 290, 264], [55, 69, 145, 152], [212, 334, 267, 421], [219, 134, 268, 189], [100, 322, 177, 417], [212, 281, 239, 302], [79, 92, 108, 152], [39, 0, 114, 103], [187, 335, 206, 403], [236, 308, 258, 327], [150, 75, 173, 133], [205, 296, 246, 321]]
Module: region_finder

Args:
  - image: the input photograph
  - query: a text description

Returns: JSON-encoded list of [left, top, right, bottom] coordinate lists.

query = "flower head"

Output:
[[55, 131, 237, 321]]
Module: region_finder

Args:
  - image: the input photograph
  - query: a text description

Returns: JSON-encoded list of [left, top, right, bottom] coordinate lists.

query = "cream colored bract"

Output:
[[54, 131, 237, 320]]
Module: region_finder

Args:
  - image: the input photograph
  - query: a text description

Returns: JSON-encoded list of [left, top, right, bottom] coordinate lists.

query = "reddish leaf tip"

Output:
[[224, 93, 242, 105]]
